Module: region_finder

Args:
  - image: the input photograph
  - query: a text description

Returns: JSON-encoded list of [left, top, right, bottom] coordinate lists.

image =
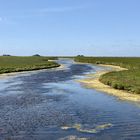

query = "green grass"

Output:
[[0, 56, 60, 74], [75, 56, 140, 94]]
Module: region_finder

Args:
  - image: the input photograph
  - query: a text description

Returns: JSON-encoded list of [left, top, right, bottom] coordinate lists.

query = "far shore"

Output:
[[78, 64, 140, 103]]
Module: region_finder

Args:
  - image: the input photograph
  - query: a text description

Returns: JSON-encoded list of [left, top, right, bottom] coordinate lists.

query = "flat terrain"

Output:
[[75, 57, 140, 94], [0, 56, 60, 74]]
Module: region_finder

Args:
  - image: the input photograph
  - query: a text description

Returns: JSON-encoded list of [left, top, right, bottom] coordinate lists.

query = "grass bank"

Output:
[[75, 57, 140, 94], [0, 56, 60, 74]]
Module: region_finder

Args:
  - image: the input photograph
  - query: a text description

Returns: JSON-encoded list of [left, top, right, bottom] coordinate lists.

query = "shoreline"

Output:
[[78, 64, 140, 103], [0, 64, 64, 79]]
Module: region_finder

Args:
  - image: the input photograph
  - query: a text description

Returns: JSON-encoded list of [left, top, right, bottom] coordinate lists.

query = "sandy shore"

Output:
[[78, 64, 140, 103]]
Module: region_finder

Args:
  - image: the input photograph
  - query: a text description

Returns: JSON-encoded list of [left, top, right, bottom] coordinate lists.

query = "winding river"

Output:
[[0, 59, 140, 140]]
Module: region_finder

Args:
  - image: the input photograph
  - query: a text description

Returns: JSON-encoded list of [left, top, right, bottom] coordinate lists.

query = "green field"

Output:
[[75, 56, 140, 94], [0, 56, 60, 74]]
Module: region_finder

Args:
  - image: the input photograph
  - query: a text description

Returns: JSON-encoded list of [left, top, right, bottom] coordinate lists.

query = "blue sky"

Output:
[[0, 0, 140, 56]]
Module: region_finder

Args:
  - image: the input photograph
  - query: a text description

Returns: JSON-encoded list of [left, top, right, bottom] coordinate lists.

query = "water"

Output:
[[0, 59, 140, 140]]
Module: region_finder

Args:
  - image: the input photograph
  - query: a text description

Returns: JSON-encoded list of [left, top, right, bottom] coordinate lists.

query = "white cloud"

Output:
[[0, 17, 3, 21], [0, 17, 16, 25], [39, 5, 87, 13]]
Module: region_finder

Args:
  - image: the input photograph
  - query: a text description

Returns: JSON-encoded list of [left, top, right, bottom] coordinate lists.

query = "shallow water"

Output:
[[0, 59, 140, 140]]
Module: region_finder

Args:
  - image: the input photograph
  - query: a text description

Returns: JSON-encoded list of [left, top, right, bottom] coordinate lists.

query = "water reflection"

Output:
[[0, 59, 140, 140]]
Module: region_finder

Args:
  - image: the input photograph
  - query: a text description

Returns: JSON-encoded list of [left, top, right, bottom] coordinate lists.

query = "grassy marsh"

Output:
[[75, 56, 140, 94], [0, 56, 60, 74]]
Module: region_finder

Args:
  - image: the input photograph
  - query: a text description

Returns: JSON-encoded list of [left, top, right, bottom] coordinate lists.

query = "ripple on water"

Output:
[[0, 60, 140, 140], [59, 135, 89, 140]]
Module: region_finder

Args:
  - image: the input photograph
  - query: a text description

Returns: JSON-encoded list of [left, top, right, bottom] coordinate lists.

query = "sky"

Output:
[[0, 0, 140, 56]]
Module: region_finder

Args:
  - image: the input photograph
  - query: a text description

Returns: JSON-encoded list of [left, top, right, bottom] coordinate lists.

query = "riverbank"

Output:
[[0, 56, 61, 78], [0, 64, 64, 79], [75, 57, 140, 94], [78, 64, 140, 102]]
